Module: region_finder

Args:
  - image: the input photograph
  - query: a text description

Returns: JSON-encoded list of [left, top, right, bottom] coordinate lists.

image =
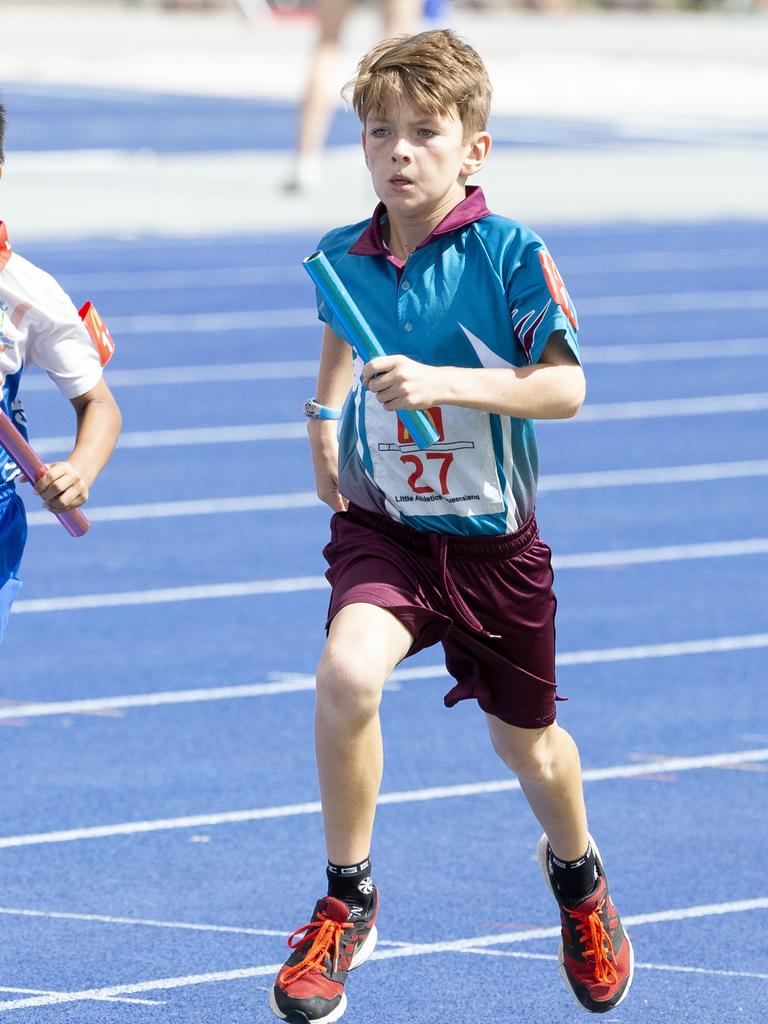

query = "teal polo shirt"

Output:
[[314, 186, 580, 536]]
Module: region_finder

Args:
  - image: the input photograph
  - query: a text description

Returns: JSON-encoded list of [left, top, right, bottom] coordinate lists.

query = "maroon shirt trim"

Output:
[[348, 185, 492, 268]]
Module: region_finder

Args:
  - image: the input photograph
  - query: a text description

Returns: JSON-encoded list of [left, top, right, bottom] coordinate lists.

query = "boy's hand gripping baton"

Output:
[[302, 250, 440, 449], [0, 301, 112, 538], [0, 408, 90, 538]]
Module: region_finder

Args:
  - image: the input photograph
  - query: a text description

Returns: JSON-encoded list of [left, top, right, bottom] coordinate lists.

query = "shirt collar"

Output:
[[0, 222, 12, 271], [348, 185, 492, 261]]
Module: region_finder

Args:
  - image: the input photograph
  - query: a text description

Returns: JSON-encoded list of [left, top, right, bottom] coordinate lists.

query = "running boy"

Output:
[[271, 30, 633, 1022], [0, 101, 122, 645]]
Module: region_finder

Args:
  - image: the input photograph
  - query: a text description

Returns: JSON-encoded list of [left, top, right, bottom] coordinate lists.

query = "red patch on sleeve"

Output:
[[538, 251, 578, 331], [79, 301, 115, 366]]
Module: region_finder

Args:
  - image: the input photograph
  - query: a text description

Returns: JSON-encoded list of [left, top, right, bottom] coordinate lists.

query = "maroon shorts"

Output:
[[323, 503, 563, 729]]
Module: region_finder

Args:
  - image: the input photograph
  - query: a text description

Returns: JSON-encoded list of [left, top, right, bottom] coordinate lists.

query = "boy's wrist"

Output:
[[307, 417, 340, 454], [432, 366, 463, 406], [63, 454, 95, 489]]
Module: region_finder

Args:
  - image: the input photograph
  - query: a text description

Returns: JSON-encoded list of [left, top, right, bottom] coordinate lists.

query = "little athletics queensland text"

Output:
[[395, 493, 481, 503]]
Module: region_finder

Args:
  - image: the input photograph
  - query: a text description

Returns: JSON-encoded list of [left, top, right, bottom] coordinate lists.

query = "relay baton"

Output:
[[0, 408, 89, 538], [302, 250, 440, 449]]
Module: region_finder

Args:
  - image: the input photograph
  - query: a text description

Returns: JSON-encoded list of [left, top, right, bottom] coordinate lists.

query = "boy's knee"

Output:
[[490, 722, 559, 782], [316, 642, 386, 719]]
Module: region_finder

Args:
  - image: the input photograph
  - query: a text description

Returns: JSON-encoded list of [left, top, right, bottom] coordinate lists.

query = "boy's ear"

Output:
[[462, 131, 492, 177], [361, 127, 370, 169]]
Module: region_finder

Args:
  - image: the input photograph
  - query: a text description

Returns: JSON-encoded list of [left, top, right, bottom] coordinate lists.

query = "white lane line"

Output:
[[0, 965, 285, 1012], [21, 360, 320, 391], [3, 904, 768, 983], [0, 632, 765, 722], [11, 538, 768, 615], [554, 537, 768, 568], [0, 986, 162, 1005], [26, 492, 321, 527], [98, 360, 319, 388], [463, 948, 768, 982], [57, 266, 306, 292], [0, 749, 765, 850], [576, 392, 768, 422], [30, 394, 768, 456], [102, 291, 768, 336], [0, 907, 286, 938], [34, 423, 307, 455], [18, 338, 768, 393], [554, 632, 768, 665], [27, 459, 768, 529], [584, 338, 768, 364], [538, 459, 768, 491], [0, 896, 765, 1011], [566, 249, 768, 274], [11, 576, 329, 614], [369, 896, 768, 960], [634, 962, 768, 982], [0, 677, 320, 719], [578, 289, 768, 316], [108, 309, 318, 334]]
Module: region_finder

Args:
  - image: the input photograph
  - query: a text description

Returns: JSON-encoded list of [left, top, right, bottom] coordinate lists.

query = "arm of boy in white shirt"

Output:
[[33, 377, 121, 513]]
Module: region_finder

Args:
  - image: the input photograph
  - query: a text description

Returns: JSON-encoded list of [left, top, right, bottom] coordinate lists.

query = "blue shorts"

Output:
[[0, 492, 27, 646]]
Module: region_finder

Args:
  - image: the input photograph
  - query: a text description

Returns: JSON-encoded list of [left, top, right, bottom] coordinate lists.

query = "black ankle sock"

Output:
[[326, 857, 375, 912], [547, 844, 598, 903]]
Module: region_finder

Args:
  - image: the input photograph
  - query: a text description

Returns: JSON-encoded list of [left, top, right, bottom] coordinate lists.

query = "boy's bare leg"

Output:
[[486, 715, 634, 1012], [291, 0, 351, 180], [315, 602, 414, 864], [485, 716, 589, 861], [291, 0, 420, 183]]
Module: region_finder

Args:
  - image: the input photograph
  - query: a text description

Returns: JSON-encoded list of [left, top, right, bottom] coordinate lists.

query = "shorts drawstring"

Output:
[[342, 503, 541, 640], [430, 533, 502, 639]]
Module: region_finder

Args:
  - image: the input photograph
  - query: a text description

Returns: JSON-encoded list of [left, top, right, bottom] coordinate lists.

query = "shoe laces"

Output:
[[567, 897, 619, 986], [278, 910, 353, 986]]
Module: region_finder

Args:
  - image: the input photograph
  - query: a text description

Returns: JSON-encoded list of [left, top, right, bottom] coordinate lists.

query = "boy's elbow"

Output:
[[112, 403, 123, 439], [100, 388, 123, 447], [103, 388, 123, 436], [560, 369, 586, 419]]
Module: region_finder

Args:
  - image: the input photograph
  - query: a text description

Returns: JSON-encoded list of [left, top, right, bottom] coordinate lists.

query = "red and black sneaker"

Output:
[[537, 834, 634, 1013], [269, 891, 378, 1024]]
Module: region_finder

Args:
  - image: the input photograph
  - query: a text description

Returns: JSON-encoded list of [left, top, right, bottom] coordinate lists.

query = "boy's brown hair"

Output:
[[346, 29, 492, 141]]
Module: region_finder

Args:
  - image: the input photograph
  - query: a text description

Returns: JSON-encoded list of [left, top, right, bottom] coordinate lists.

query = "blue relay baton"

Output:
[[303, 250, 440, 449]]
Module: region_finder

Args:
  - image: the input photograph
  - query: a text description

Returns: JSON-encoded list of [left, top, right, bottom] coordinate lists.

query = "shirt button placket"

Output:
[[399, 277, 413, 338]]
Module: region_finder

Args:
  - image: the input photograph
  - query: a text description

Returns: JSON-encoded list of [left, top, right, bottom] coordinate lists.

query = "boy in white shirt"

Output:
[[0, 100, 122, 644]]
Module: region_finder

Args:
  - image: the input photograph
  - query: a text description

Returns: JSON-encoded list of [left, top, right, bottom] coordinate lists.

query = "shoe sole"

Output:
[[268, 924, 378, 1024], [536, 833, 635, 1014]]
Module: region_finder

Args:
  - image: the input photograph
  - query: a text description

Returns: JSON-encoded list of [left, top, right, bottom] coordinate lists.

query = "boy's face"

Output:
[[362, 100, 490, 216]]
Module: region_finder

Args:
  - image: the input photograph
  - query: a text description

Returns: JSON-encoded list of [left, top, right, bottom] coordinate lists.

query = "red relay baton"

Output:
[[0, 407, 89, 537]]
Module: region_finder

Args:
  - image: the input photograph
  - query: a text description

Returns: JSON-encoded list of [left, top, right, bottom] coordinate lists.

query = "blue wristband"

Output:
[[304, 398, 342, 421]]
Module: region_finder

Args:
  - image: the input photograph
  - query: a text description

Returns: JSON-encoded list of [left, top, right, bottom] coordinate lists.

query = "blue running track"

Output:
[[1, 85, 767, 1024]]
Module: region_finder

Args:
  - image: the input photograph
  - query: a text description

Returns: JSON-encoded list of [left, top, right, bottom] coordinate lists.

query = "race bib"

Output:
[[366, 395, 504, 519]]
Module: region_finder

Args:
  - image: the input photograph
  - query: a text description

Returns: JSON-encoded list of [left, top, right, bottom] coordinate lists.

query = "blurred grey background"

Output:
[[1, 0, 767, 237]]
